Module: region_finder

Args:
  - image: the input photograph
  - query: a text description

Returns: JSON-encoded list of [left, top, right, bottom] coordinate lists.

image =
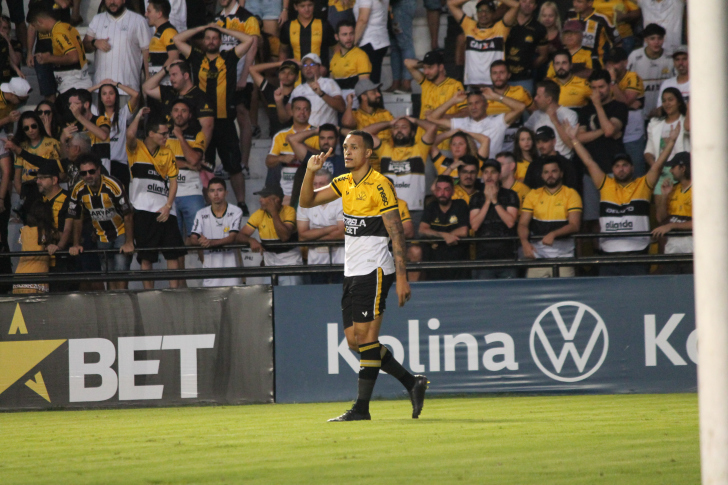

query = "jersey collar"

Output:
[[354, 167, 373, 187]]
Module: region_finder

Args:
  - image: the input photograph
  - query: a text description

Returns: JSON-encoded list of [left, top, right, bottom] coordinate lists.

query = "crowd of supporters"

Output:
[[0, 0, 691, 291]]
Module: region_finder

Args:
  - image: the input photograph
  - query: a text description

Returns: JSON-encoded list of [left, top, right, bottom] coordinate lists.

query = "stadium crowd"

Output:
[[0, 0, 691, 292]]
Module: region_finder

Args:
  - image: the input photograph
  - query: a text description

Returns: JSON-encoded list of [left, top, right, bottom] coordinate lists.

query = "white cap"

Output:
[[301, 53, 322, 65], [0, 78, 32, 98]]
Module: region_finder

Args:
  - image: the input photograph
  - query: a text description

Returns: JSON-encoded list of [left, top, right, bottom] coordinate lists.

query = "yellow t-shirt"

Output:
[[51, 21, 86, 71], [330, 47, 372, 90], [594, 0, 638, 39], [547, 48, 595, 78], [486, 85, 533, 116], [515, 160, 530, 183], [14, 137, 64, 183], [556, 75, 592, 108]]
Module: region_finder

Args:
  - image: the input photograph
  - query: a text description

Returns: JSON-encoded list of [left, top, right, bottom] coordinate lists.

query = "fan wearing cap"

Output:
[[653, 150, 692, 268], [0, 77, 31, 128], [330, 20, 371, 107], [279, 0, 336, 66], [238, 184, 304, 286], [566, 0, 619, 65], [404, 50, 467, 122], [634, 0, 685, 57], [656, 45, 689, 111], [567, 119, 679, 276], [289, 53, 345, 127], [523, 125, 582, 192], [626, 24, 673, 122], [447, 0, 519, 87], [546, 20, 597, 79], [342, 78, 394, 147], [250, 59, 299, 135]]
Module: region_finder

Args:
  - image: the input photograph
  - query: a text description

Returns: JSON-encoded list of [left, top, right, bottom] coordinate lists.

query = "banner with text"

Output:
[[274, 276, 697, 403], [0, 286, 274, 411]]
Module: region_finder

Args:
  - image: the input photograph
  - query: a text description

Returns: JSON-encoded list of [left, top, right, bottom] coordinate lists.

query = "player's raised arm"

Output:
[[382, 208, 411, 307], [299, 148, 339, 208]]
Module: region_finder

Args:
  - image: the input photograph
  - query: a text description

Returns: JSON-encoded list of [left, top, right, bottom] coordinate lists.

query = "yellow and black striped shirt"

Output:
[[148, 21, 178, 80], [187, 48, 242, 119], [279, 18, 336, 66], [43, 189, 70, 231], [68, 175, 131, 242]]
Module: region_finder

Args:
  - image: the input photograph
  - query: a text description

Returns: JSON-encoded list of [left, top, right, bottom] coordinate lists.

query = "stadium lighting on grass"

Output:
[[690, 1, 728, 484]]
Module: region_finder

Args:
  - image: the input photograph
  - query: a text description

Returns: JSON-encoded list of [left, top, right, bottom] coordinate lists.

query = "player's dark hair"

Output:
[[208, 177, 227, 190], [460, 155, 480, 169], [348, 130, 374, 151], [536, 80, 561, 103], [542, 155, 563, 172], [26, 5, 53, 24], [496, 151, 516, 163], [169, 60, 192, 78], [336, 19, 355, 33], [148, 0, 171, 18], [660, 87, 687, 117], [146, 117, 169, 137], [588, 69, 612, 85], [319, 123, 338, 137], [435, 175, 455, 187], [552, 48, 572, 64], [76, 153, 102, 169], [291, 96, 312, 110], [490, 60, 508, 72]]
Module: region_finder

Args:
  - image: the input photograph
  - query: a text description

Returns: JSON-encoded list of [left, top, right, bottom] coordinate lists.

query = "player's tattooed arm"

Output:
[[383, 209, 412, 307]]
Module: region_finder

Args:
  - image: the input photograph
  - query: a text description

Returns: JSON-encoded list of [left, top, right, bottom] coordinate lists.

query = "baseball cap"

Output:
[[673, 45, 689, 57], [611, 153, 633, 166], [0, 77, 32, 98], [563, 20, 584, 33], [641, 23, 666, 39], [302, 53, 322, 65], [608, 47, 629, 63], [422, 50, 444, 66], [534, 126, 556, 141], [666, 152, 691, 168], [254, 185, 284, 199], [37, 164, 60, 178], [481, 158, 501, 173], [354, 78, 382, 97], [279, 60, 300, 74]]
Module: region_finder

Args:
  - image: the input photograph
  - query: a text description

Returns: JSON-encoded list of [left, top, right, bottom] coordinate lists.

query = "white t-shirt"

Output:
[[87, 10, 152, 90], [524, 107, 578, 157], [290, 78, 343, 127], [657, 77, 690, 107], [297, 199, 345, 265], [637, 0, 686, 55], [109, 103, 132, 164], [353, 0, 391, 51], [191, 204, 243, 287], [627, 47, 674, 120], [450, 113, 508, 158], [144, 0, 187, 33]]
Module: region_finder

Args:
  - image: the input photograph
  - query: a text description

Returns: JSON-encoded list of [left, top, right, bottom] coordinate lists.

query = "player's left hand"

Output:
[[396, 276, 411, 307]]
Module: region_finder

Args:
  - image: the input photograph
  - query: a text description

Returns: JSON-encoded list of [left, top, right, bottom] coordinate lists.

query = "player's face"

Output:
[[79, 162, 101, 188], [572, 0, 591, 14], [459, 165, 478, 188], [171, 104, 192, 127], [422, 63, 441, 82], [476, 6, 495, 27], [22, 118, 40, 140], [612, 160, 634, 183], [313, 174, 331, 190], [292, 100, 311, 124], [645, 34, 664, 54], [434, 182, 454, 203], [482, 166, 500, 185], [336, 26, 355, 49], [36, 175, 56, 194], [450, 136, 468, 158], [208, 183, 227, 204], [539, 7, 557, 28], [392, 119, 413, 144], [490, 64, 510, 89], [518, 131, 533, 153], [519, 0, 537, 16], [497, 157, 515, 180], [204, 31, 222, 53], [145, 4, 160, 25], [278, 68, 297, 87], [294, 0, 314, 20], [590, 79, 611, 103], [542, 162, 563, 188], [661, 92, 679, 116], [100, 85, 117, 108], [342, 134, 370, 170], [562, 31, 582, 50], [553, 54, 571, 79], [673, 54, 688, 76], [318, 130, 337, 152], [467, 94, 487, 119], [536, 138, 556, 156]]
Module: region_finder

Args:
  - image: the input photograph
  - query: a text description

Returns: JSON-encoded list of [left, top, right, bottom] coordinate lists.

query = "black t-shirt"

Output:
[[160, 85, 216, 122], [421, 198, 470, 260], [261, 79, 293, 135], [578, 99, 630, 173], [469, 188, 519, 259], [524, 154, 584, 194], [505, 17, 548, 81]]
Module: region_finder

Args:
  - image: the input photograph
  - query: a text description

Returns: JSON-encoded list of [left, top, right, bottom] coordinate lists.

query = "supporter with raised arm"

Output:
[[24, 5, 66, 102], [566, 0, 618, 65], [523, 126, 581, 192], [342, 79, 394, 148], [126, 107, 184, 289], [62, 89, 111, 174], [430, 130, 490, 189], [653, 151, 692, 273], [250, 59, 299, 136], [287, 123, 346, 179], [470, 158, 520, 279], [404, 50, 467, 121], [288, 53, 345, 127], [518, 158, 582, 278]]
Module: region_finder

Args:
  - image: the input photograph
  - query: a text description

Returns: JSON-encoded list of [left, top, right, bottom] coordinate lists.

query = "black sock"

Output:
[[353, 341, 381, 413], [380, 345, 416, 391]]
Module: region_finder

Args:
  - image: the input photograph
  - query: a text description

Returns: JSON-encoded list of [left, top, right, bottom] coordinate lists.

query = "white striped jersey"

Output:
[[191, 204, 243, 287]]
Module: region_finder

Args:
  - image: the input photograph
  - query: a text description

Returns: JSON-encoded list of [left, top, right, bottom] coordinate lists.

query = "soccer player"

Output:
[[299, 130, 428, 422]]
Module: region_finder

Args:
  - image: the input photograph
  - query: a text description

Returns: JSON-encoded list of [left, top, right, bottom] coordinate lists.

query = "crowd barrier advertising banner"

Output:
[[0, 286, 274, 411], [274, 276, 697, 404]]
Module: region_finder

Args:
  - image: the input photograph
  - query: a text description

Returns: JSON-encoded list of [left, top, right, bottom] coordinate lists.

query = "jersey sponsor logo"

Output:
[[89, 207, 118, 221], [147, 184, 169, 196], [467, 38, 504, 51], [377, 184, 389, 205], [604, 220, 633, 231], [388, 160, 412, 174], [449, 215, 458, 224], [343, 215, 366, 235]]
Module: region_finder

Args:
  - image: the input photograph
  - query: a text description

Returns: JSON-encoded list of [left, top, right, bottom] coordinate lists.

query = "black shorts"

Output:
[[341, 267, 395, 329], [205, 118, 243, 175], [234, 83, 254, 110], [133, 210, 186, 263]]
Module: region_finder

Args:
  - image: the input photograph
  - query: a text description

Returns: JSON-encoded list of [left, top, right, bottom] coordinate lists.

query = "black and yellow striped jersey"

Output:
[[159, 85, 215, 121], [330, 167, 398, 277], [215, 5, 261, 48], [594, 0, 638, 39], [667, 183, 692, 223], [167, 124, 207, 195], [460, 17, 511, 86], [148, 21, 178, 80], [68, 175, 131, 242], [279, 18, 336, 65], [522, 185, 582, 236], [598, 175, 652, 251], [246, 205, 298, 253], [51, 21, 87, 71], [43, 188, 70, 231], [166, 125, 206, 161], [187, 48, 242, 119], [567, 9, 618, 62], [618, 70, 645, 104], [127, 141, 178, 214], [556, 75, 592, 108], [330, 47, 372, 90], [547, 48, 598, 79], [377, 134, 432, 211], [15, 137, 63, 183]]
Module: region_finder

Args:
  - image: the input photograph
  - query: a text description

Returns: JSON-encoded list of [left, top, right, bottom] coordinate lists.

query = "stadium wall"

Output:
[[0, 286, 274, 411], [274, 276, 697, 403]]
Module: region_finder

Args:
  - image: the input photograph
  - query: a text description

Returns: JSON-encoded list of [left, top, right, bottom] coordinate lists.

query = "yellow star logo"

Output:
[[0, 304, 66, 402]]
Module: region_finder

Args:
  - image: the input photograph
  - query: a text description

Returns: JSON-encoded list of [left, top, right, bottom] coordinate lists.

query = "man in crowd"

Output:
[[174, 23, 255, 216], [487, 60, 533, 151], [37, 164, 74, 291], [496, 151, 531, 211], [68, 154, 134, 290], [296, 169, 345, 284], [404, 50, 467, 121], [469, 158, 520, 279], [289, 53, 345, 127], [635, 0, 685, 56], [451, 155, 480, 205], [84, 0, 151, 93], [523, 126, 582, 192], [250, 59, 298, 137], [547, 20, 595, 79], [238, 185, 304, 286], [190, 177, 244, 287], [342, 79, 394, 148], [505, 0, 548, 93], [547, 49, 592, 109], [126, 107, 185, 289], [627, 23, 673, 123], [330, 19, 371, 104], [519, 158, 583, 277], [568, 120, 679, 275], [567, 0, 618, 64], [657, 45, 689, 109], [62, 89, 111, 173], [279, 0, 336, 66], [145, 0, 179, 87], [653, 151, 693, 273], [525, 80, 578, 158], [287, 123, 346, 179]]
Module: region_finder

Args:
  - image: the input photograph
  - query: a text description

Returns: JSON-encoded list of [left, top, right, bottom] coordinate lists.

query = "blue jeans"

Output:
[[175, 195, 206, 238], [624, 136, 647, 177], [97, 234, 132, 272], [389, 0, 416, 82]]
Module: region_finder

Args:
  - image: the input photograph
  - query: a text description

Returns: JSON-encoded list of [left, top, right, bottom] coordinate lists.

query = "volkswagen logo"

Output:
[[529, 301, 609, 383]]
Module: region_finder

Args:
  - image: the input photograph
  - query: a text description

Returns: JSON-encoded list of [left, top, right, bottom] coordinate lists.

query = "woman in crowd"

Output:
[[353, 0, 390, 84], [13, 200, 57, 295], [512, 127, 537, 183], [35, 101, 62, 139], [431, 130, 490, 181], [539, 1, 562, 56]]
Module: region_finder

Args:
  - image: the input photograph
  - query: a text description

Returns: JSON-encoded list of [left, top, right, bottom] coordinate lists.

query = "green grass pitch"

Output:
[[0, 394, 698, 484]]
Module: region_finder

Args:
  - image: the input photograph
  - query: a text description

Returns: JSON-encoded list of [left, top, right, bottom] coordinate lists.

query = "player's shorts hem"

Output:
[[341, 267, 396, 329]]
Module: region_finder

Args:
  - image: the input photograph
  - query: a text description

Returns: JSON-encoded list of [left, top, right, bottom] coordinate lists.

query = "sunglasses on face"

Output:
[[23, 124, 39, 131], [36, 110, 52, 116], [303, 63, 318, 68], [80, 169, 97, 176]]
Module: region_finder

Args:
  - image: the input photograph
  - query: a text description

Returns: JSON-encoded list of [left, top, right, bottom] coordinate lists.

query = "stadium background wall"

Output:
[[0, 286, 274, 411], [274, 276, 697, 403]]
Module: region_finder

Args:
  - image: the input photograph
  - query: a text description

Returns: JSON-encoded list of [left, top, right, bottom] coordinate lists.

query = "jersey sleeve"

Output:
[[454, 200, 470, 228], [281, 205, 297, 225], [96, 115, 111, 131], [504, 188, 520, 210], [268, 133, 285, 155], [522, 190, 536, 213], [192, 132, 206, 153], [246, 209, 263, 229], [329, 175, 346, 198], [358, 51, 372, 75], [230, 210, 242, 233], [398, 200, 411, 223], [567, 189, 583, 212], [376, 177, 399, 214], [190, 209, 203, 237], [469, 191, 485, 211], [245, 16, 261, 37], [296, 205, 310, 222], [67, 185, 82, 219], [624, 72, 645, 95], [162, 27, 178, 51], [53, 27, 77, 55], [279, 21, 291, 46]]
